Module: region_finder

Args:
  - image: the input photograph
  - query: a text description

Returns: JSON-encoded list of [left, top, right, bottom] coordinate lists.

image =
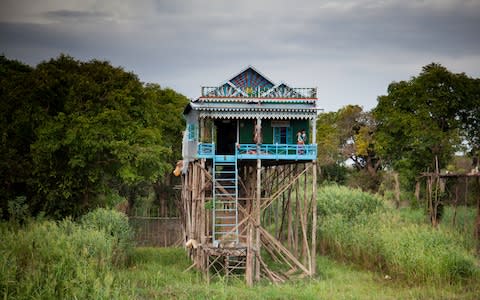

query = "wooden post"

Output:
[[287, 185, 293, 251], [255, 158, 261, 282], [415, 181, 420, 204], [311, 161, 317, 276], [191, 163, 198, 241], [301, 164, 310, 265], [394, 172, 400, 209], [200, 159, 206, 274], [246, 223, 253, 286], [476, 176, 480, 256], [294, 166, 300, 256]]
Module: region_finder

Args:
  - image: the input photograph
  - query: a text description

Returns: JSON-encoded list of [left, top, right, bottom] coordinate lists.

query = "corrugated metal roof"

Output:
[[189, 102, 316, 110], [188, 101, 317, 119], [199, 111, 316, 120]]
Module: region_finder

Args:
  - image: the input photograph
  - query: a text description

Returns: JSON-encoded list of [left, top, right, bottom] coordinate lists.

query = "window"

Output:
[[187, 124, 197, 141], [273, 127, 292, 144]]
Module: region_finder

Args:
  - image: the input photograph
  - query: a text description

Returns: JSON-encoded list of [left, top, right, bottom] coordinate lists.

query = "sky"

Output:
[[1, 0, 479, 112]]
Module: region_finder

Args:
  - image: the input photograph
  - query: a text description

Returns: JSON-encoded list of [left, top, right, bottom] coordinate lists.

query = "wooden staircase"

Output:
[[212, 155, 239, 247]]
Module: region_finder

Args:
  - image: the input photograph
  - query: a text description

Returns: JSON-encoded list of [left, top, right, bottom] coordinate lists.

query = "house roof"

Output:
[[185, 67, 320, 119], [186, 101, 318, 120]]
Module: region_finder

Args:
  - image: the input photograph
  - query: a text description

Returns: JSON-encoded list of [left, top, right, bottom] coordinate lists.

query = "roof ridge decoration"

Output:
[[201, 67, 317, 99]]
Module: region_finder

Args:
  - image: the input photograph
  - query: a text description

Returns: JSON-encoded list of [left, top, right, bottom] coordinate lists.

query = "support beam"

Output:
[[256, 158, 261, 281], [262, 165, 311, 211], [311, 161, 317, 275]]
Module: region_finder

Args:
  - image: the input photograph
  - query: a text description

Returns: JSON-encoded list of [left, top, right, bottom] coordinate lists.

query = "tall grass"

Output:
[[399, 206, 477, 251], [317, 185, 479, 285], [0, 208, 133, 299], [81, 208, 134, 266]]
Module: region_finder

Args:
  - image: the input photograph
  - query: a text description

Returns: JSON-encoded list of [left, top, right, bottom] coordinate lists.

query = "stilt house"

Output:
[[180, 67, 319, 285]]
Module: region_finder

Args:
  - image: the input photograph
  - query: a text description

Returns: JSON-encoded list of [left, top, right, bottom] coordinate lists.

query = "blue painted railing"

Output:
[[236, 144, 316, 160], [197, 143, 317, 160], [197, 143, 215, 158]]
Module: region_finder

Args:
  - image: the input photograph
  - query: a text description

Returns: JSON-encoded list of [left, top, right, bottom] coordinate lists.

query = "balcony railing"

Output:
[[236, 144, 317, 160], [201, 86, 317, 98], [197, 143, 215, 158], [196, 143, 317, 161]]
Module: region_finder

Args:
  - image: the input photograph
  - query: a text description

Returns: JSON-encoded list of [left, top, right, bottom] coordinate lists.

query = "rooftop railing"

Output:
[[201, 86, 317, 98]]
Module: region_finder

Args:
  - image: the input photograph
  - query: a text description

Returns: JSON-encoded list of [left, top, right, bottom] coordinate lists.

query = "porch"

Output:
[[197, 143, 317, 161]]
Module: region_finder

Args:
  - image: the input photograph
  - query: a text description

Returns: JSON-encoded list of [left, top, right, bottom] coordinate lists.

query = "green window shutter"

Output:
[[274, 127, 291, 144], [273, 127, 280, 143], [188, 124, 197, 141], [286, 127, 292, 144]]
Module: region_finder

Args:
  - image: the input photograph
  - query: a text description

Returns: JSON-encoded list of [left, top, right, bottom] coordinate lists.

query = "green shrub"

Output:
[[80, 208, 134, 266], [317, 185, 385, 221], [0, 219, 119, 299], [319, 164, 348, 185], [7, 196, 29, 224]]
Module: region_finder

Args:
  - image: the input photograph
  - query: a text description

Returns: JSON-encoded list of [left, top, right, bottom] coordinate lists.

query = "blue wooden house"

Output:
[[181, 67, 319, 285]]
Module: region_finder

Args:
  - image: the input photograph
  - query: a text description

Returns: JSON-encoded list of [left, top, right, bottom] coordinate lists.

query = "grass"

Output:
[[399, 206, 477, 251], [4, 225, 478, 299], [112, 247, 479, 299], [1, 209, 133, 299], [317, 185, 480, 285], [2, 189, 480, 299]]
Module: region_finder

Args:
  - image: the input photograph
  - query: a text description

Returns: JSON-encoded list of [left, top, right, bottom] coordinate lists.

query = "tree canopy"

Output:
[[374, 63, 479, 186], [316, 105, 381, 190], [0, 55, 188, 218], [316, 105, 380, 174]]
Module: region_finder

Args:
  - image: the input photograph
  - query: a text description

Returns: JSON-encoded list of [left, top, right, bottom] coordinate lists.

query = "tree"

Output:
[[374, 63, 478, 187], [0, 55, 189, 218], [459, 78, 480, 166], [316, 105, 381, 190], [0, 56, 37, 217]]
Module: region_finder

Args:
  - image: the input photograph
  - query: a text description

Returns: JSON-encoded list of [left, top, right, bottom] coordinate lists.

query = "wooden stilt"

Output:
[[246, 223, 253, 286], [476, 177, 480, 256], [311, 161, 317, 275], [255, 158, 261, 282], [183, 156, 318, 284]]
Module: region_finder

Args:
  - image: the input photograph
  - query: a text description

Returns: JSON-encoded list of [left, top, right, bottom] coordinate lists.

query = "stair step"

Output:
[[226, 266, 246, 270], [214, 155, 236, 163], [213, 156, 239, 244]]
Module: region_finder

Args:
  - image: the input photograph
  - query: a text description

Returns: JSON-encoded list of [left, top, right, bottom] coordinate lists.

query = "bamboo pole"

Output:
[[476, 177, 480, 256], [255, 158, 261, 282], [262, 166, 310, 211], [259, 227, 310, 274], [191, 163, 197, 241], [294, 165, 299, 256], [311, 161, 317, 275], [200, 159, 206, 274], [246, 223, 253, 286], [287, 173, 293, 251], [303, 164, 309, 266]]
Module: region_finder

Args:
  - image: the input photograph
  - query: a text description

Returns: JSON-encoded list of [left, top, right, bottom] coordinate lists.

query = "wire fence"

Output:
[[129, 208, 183, 247]]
